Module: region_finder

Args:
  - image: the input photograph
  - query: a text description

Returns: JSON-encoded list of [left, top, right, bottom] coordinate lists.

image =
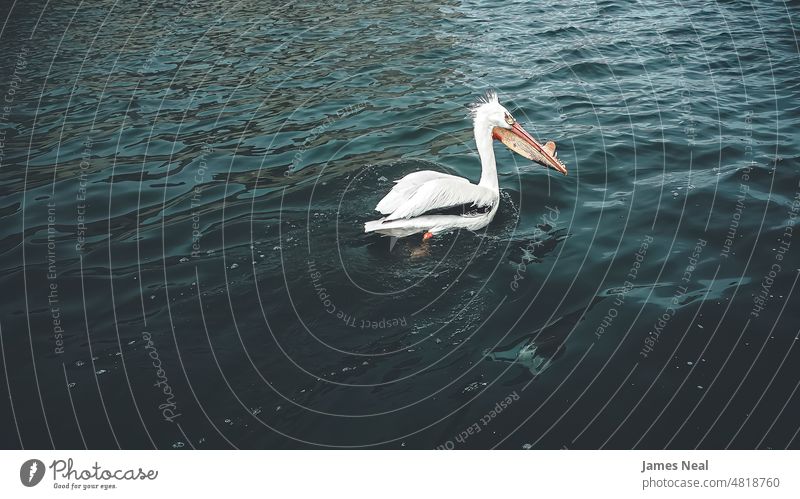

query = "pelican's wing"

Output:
[[375, 170, 461, 215], [384, 178, 495, 221]]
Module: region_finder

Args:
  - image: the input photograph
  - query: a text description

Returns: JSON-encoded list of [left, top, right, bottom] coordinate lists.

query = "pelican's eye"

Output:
[[504, 113, 515, 125]]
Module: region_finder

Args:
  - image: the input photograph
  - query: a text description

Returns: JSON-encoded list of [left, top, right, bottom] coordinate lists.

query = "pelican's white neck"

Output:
[[473, 113, 499, 192]]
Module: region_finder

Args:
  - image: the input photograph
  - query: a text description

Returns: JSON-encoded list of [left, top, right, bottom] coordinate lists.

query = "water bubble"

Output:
[[463, 381, 480, 393]]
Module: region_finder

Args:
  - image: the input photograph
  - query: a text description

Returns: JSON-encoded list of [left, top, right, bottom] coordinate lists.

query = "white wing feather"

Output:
[[375, 170, 462, 215], [384, 178, 496, 221]]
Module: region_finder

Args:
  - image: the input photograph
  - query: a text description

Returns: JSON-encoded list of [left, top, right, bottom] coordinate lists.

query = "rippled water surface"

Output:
[[1, 0, 799, 449]]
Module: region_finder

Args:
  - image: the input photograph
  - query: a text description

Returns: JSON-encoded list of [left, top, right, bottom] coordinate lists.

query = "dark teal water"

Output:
[[1, 0, 799, 449]]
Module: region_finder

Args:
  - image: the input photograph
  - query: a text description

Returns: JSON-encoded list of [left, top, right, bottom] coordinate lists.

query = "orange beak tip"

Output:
[[423, 231, 434, 241]]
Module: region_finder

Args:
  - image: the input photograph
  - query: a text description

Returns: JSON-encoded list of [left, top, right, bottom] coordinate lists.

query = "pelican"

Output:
[[364, 92, 567, 241]]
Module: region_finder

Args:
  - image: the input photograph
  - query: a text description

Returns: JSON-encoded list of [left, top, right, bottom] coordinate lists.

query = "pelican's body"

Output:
[[364, 92, 567, 240], [364, 170, 500, 238]]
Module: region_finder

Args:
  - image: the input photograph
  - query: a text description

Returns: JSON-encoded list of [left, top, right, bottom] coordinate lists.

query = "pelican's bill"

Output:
[[493, 126, 568, 175]]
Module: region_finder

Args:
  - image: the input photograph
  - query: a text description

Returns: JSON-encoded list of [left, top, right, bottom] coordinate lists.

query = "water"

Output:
[[1, 0, 798, 449]]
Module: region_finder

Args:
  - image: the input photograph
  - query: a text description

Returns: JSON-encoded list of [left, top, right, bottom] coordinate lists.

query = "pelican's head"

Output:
[[471, 91, 568, 175]]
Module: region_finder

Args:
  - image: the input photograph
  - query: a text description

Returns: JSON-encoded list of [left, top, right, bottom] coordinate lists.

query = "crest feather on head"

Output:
[[469, 90, 499, 117]]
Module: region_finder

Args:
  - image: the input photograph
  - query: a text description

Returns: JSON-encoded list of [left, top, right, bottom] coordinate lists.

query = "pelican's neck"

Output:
[[474, 115, 499, 192]]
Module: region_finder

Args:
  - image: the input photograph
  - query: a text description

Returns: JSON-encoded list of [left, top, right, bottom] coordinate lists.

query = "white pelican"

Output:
[[364, 92, 567, 241]]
